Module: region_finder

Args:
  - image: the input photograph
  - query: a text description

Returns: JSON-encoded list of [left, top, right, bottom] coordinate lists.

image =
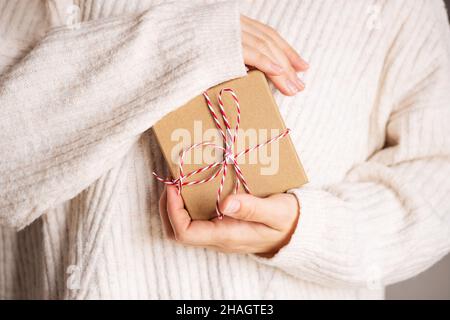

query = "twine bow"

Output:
[[153, 88, 290, 219]]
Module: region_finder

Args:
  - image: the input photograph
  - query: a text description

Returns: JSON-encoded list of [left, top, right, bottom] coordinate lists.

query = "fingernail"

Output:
[[223, 199, 240, 214], [296, 58, 309, 70], [301, 60, 309, 69], [270, 63, 283, 74], [286, 79, 298, 95], [294, 77, 305, 90], [291, 57, 307, 70]]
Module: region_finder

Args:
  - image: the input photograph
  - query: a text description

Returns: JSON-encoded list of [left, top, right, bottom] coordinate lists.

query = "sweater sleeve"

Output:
[[253, 1, 450, 287], [0, 1, 246, 230]]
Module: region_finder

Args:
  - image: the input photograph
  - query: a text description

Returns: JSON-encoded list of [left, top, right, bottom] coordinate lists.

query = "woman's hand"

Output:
[[159, 186, 300, 255], [158, 17, 304, 255], [241, 15, 308, 96]]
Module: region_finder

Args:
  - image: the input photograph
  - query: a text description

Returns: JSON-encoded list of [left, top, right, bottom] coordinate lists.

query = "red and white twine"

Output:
[[153, 88, 290, 219]]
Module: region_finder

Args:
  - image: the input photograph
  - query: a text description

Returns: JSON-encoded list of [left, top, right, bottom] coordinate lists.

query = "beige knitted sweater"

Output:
[[0, 0, 449, 300]]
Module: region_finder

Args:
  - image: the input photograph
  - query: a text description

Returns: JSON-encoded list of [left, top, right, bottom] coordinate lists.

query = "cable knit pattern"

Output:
[[0, 0, 449, 299]]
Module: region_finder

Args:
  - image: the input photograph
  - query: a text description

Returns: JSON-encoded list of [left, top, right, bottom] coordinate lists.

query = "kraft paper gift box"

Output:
[[153, 70, 308, 220]]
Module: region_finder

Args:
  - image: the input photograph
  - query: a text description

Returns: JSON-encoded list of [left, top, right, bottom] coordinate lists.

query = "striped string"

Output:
[[153, 88, 290, 219]]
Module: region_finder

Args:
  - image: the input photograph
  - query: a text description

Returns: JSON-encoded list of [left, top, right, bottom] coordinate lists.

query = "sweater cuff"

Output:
[[249, 186, 363, 287], [193, 0, 247, 88], [252, 187, 327, 273]]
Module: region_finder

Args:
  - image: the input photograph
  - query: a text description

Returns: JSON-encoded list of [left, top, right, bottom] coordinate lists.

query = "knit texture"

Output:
[[0, 0, 449, 299]]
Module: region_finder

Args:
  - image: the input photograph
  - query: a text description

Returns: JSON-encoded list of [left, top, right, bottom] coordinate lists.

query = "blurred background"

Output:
[[385, 0, 450, 300], [387, 255, 450, 299]]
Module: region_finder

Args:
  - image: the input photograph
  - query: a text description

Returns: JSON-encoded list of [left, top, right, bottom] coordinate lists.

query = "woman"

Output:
[[0, 0, 449, 299]]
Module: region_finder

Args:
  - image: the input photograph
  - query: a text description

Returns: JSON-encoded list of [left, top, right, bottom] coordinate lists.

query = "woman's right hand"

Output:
[[241, 15, 308, 96]]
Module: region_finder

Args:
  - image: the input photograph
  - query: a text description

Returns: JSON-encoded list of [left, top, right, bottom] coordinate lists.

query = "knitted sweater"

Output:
[[0, 0, 449, 300]]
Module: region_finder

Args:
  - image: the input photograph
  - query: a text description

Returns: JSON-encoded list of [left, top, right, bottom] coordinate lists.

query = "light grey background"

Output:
[[385, 0, 450, 300], [386, 254, 450, 299]]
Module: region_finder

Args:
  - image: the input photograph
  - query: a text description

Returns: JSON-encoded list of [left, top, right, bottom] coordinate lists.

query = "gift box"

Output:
[[153, 70, 308, 220]]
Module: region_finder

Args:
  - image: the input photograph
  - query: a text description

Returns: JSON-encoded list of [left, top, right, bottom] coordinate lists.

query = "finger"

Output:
[[243, 32, 305, 95], [244, 46, 303, 95], [242, 31, 285, 72], [262, 27, 308, 71], [211, 215, 279, 253], [278, 41, 309, 72], [158, 188, 175, 240], [268, 72, 305, 96], [166, 185, 218, 246], [165, 185, 192, 241], [219, 193, 297, 230], [242, 44, 284, 76], [241, 15, 308, 71]]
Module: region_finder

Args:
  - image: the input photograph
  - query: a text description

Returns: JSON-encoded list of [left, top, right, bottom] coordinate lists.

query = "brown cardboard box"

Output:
[[153, 70, 308, 220]]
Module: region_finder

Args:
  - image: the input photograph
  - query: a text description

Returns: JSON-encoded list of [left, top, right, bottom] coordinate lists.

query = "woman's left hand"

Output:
[[159, 185, 300, 255]]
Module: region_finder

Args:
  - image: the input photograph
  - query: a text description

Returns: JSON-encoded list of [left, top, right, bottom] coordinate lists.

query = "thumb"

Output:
[[219, 193, 293, 230]]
